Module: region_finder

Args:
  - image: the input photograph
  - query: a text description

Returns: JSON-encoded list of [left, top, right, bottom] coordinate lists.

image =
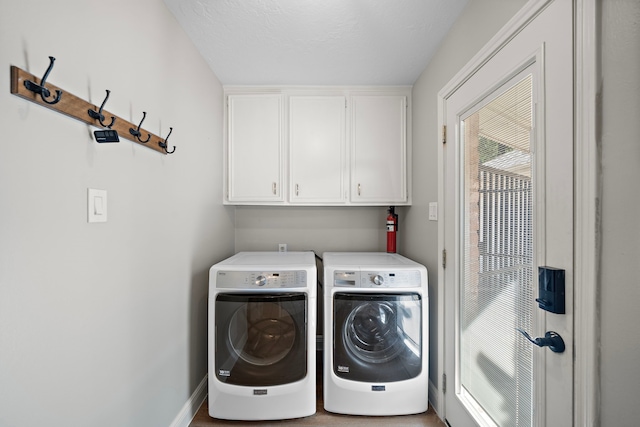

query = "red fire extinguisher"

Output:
[[386, 206, 398, 253]]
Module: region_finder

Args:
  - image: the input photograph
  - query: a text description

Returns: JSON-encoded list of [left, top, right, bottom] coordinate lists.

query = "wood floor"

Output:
[[189, 397, 446, 427], [189, 362, 446, 427]]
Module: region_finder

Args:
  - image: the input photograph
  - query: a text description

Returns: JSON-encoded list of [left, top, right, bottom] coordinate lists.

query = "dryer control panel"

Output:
[[216, 270, 308, 288], [333, 270, 421, 288]]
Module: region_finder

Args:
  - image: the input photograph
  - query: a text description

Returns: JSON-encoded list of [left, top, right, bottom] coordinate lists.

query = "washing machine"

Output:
[[323, 252, 428, 416], [208, 251, 316, 421]]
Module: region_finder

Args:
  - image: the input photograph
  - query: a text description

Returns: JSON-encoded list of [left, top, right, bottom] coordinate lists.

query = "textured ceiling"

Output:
[[162, 0, 469, 86]]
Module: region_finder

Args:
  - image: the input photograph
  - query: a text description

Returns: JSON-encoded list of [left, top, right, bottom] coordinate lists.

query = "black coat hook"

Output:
[[129, 111, 151, 143], [88, 90, 116, 128], [24, 56, 62, 105], [159, 127, 175, 154]]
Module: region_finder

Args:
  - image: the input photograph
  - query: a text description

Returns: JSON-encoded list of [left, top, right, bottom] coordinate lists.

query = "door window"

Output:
[[459, 74, 534, 427]]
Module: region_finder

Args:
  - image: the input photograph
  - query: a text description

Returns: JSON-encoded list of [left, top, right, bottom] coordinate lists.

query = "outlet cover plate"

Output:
[[429, 202, 438, 221]]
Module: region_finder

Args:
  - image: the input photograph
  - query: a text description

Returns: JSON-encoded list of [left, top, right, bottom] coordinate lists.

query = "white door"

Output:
[[289, 96, 346, 203], [227, 94, 284, 203], [441, 1, 573, 426], [351, 95, 407, 204]]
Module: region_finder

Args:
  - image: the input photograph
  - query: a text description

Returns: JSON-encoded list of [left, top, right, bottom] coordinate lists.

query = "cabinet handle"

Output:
[[295, 184, 299, 196], [358, 183, 361, 196], [272, 182, 277, 195]]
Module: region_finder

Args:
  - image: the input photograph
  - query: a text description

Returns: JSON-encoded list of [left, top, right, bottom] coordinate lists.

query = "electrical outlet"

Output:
[[429, 202, 438, 221], [278, 243, 287, 252]]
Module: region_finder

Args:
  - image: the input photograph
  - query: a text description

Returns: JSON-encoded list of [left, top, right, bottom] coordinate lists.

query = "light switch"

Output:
[[429, 202, 438, 221], [88, 188, 107, 223], [94, 196, 104, 215]]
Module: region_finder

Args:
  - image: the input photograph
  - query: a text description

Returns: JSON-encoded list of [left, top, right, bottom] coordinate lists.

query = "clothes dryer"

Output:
[[208, 251, 316, 420], [323, 252, 428, 416]]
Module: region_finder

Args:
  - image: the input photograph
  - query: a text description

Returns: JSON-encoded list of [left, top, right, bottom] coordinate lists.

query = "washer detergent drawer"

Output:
[[215, 292, 307, 386], [333, 292, 422, 382]]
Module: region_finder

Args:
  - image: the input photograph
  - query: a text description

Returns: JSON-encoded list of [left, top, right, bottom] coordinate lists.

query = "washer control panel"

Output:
[[216, 270, 307, 289], [333, 270, 422, 288]]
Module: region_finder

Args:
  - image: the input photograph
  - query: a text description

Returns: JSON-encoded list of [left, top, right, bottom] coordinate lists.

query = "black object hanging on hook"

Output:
[[94, 129, 120, 143], [88, 90, 116, 128], [24, 56, 62, 105], [129, 111, 151, 143], [159, 127, 175, 154]]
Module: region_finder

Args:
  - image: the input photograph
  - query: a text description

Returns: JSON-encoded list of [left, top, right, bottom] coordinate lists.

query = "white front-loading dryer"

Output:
[[208, 251, 316, 421], [323, 252, 428, 416]]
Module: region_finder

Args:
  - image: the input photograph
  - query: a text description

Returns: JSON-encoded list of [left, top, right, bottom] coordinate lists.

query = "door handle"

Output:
[[516, 328, 565, 353]]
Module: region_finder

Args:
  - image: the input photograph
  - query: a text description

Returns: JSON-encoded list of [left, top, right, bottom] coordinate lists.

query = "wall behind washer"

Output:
[[0, 1, 234, 426], [234, 206, 388, 255], [402, 0, 527, 399], [599, 0, 640, 425]]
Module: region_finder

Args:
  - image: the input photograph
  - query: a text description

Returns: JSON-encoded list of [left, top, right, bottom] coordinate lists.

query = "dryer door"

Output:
[[215, 292, 307, 386], [333, 292, 422, 382]]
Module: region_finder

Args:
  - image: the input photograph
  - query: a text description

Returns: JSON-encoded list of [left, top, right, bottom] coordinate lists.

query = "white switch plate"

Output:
[[88, 188, 107, 223], [429, 202, 438, 221]]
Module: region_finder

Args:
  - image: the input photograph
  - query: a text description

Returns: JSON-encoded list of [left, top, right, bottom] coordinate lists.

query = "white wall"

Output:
[[235, 206, 388, 254], [599, 1, 640, 425], [402, 0, 526, 392], [0, 1, 234, 426]]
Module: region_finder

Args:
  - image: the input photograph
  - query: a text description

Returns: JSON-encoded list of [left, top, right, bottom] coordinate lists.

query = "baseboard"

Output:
[[428, 379, 443, 419], [170, 374, 208, 427]]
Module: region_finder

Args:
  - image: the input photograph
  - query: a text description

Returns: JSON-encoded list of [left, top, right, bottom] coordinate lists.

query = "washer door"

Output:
[[333, 292, 422, 382], [215, 293, 307, 386]]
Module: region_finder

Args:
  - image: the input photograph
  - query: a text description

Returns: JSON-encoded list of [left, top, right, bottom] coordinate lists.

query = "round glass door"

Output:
[[343, 301, 405, 364], [228, 301, 296, 366], [333, 292, 422, 382], [215, 293, 307, 387]]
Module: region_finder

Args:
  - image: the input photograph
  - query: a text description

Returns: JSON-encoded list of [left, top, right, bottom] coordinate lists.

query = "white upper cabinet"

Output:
[[289, 96, 346, 203], [351, 95, 407, 204], [226, 94, 284, 203], [224, 88, 411, 206]]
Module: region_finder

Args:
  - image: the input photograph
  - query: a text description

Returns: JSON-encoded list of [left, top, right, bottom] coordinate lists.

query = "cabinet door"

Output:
[[227, 94, 283, 202], [351, 95, 407, 204], [290, 96, 346, 203]]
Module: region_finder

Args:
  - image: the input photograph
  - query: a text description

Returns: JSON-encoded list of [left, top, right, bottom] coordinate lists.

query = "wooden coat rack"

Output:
[[10, 57, 175, 155]]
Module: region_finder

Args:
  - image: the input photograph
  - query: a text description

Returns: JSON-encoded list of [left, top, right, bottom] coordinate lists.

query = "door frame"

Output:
[[435, 0, 599, 425]]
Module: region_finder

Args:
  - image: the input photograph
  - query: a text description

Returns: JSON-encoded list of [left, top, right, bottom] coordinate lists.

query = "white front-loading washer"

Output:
[[208, 251, 316, 421], [323, 252, 428, 416]]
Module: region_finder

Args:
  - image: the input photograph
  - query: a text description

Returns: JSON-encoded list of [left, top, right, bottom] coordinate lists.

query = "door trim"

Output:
[[435, 1, 599, 425], [574, 0, 600, 425]]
